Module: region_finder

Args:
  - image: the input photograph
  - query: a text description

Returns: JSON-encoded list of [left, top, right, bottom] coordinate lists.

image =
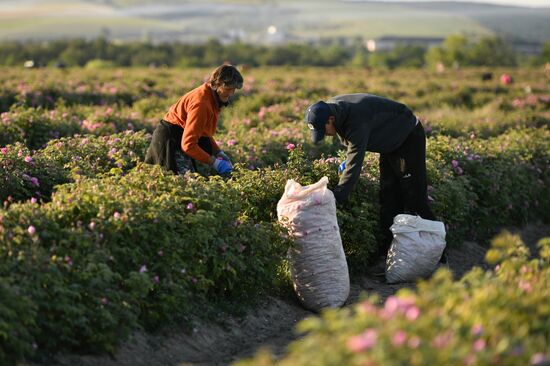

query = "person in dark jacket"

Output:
[[145, 64, 243, 176], [305, 94, 437, 258]]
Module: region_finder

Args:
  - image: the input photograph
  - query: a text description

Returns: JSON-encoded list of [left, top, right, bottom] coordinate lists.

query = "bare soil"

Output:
[[39, 223, 550, 366]]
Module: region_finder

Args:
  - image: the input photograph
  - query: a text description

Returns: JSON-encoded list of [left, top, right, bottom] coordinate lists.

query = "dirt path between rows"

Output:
[[43, 223, 550, 366]]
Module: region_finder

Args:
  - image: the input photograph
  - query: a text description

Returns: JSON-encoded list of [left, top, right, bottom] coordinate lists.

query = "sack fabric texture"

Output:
[[385, 214, 446, 284], [277, 177, 350, 312]]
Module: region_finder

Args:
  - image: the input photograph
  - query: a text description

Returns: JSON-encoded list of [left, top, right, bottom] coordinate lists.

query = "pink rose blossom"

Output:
[[346, 329, 378, 352], [359, 300, 377, 314], [518, 280, 533, 293], [432, 331, 454, 349], [286, 143, 296, 150], [408, 336, 421, 349], [257, 107, 266, 119], [530, 353, 550, 365], [24, 156, 33, 163], [405, 306, 420, 321], [139, 265, 147, 273], [391, 330, 407, 346], [27, 225, 36, 235], [380, 295, 418, 320], [473, 339, 486, 352], [65, 256, 73, 266]]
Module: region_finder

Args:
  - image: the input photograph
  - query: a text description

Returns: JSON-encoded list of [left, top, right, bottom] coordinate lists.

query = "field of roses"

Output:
[[0, 65, 549, 365]]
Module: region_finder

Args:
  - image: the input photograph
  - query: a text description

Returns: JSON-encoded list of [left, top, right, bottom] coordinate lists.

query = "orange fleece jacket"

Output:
[[163, 83, 221, 164]]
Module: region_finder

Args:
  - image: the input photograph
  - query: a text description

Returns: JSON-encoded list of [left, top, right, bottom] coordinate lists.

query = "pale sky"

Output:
[[375, 0, 550, 7]]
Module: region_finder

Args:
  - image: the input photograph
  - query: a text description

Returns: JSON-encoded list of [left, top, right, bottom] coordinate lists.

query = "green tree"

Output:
[[467, 37, 517, 66], [425, 34, 469, 68], [58, 39, 91, 66], [367, 45, 425, 69], [539, 40, 550, 64]]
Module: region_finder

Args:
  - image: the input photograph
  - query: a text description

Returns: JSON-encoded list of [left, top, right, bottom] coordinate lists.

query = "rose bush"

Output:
[[0, 130, 151, 204], [0, 164, 287, 361], [238, 232, 550, 366]]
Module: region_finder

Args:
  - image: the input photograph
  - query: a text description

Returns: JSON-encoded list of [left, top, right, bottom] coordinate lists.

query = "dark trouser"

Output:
[[144, 119, 212, 175], [379, 121, 435, 254]]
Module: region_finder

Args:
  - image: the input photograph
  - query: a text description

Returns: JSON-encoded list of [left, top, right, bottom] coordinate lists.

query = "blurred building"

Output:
[[366, 36, 445, 52]]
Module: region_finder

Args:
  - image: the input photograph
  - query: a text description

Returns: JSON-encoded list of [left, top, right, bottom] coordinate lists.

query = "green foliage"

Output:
[[239, 232, 550, 366], [0, 142, 67, 204], [0, 164, 288, 358], [0, 35, 544, 69], [541, 41, 550, 64], [0, 131, 151, 204], [427, 35, 518, 68], [368, 45, 426, 69], [0, 65, 548, 363], [38, 130, 150, 180], [84, 59, 117, 69], [0, 277, 38, 366]]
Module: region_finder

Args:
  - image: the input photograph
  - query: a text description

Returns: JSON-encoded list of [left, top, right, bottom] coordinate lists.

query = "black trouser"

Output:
[[144, 119, 212, 174], [379, 121, 435, 254]]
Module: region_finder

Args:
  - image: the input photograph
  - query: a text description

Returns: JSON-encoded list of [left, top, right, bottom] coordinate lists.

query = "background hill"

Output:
[[0, 0, 549, 44]]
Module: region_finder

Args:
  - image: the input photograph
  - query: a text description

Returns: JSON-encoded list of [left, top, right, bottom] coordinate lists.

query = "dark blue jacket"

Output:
[[328, 93, 417, 203]]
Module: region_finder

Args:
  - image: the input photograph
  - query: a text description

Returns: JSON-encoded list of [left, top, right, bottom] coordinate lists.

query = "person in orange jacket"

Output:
[[145, 64, 243, 175]]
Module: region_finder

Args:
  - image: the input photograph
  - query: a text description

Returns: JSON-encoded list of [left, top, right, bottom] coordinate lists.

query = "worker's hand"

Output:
[[338, 161, 346, 175], [216, 150, 233, 166], [213, 157, 233, 174]]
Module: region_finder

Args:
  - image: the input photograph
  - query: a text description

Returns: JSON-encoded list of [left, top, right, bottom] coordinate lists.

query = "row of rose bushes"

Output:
[[238, 232, 550, 366], [0, 105, 154, 150], [0, 131, 150, 204], [1, 67, 548, 148], [1, 125, 548, 259], [3, 125, 547, 239], [1, 67, 546, 113], [0, 164, 289, 365], [0, 124, 548, 363]]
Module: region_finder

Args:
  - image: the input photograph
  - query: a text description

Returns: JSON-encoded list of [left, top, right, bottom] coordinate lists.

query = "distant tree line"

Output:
[[1, 35, 548, 69]]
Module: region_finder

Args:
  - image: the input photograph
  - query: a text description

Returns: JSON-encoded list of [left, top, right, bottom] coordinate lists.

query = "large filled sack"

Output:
[[277, 177, 350, 312], [385, 214, 446, 284]]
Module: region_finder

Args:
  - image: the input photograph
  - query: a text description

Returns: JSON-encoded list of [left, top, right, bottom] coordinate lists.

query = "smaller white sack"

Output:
[[277, 177, 350, 312], [385, 214, 446, 284]]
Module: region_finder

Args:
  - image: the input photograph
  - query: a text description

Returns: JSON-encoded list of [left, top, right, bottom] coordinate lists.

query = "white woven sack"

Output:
[[277, 177, 350, 312], [385, 214, 446, 284]]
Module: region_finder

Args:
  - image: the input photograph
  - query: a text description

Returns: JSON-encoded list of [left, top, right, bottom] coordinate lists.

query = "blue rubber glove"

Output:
[[338, 161, 346, 174], [216, 150, 233, 166], [213, 158, 233, 174]]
